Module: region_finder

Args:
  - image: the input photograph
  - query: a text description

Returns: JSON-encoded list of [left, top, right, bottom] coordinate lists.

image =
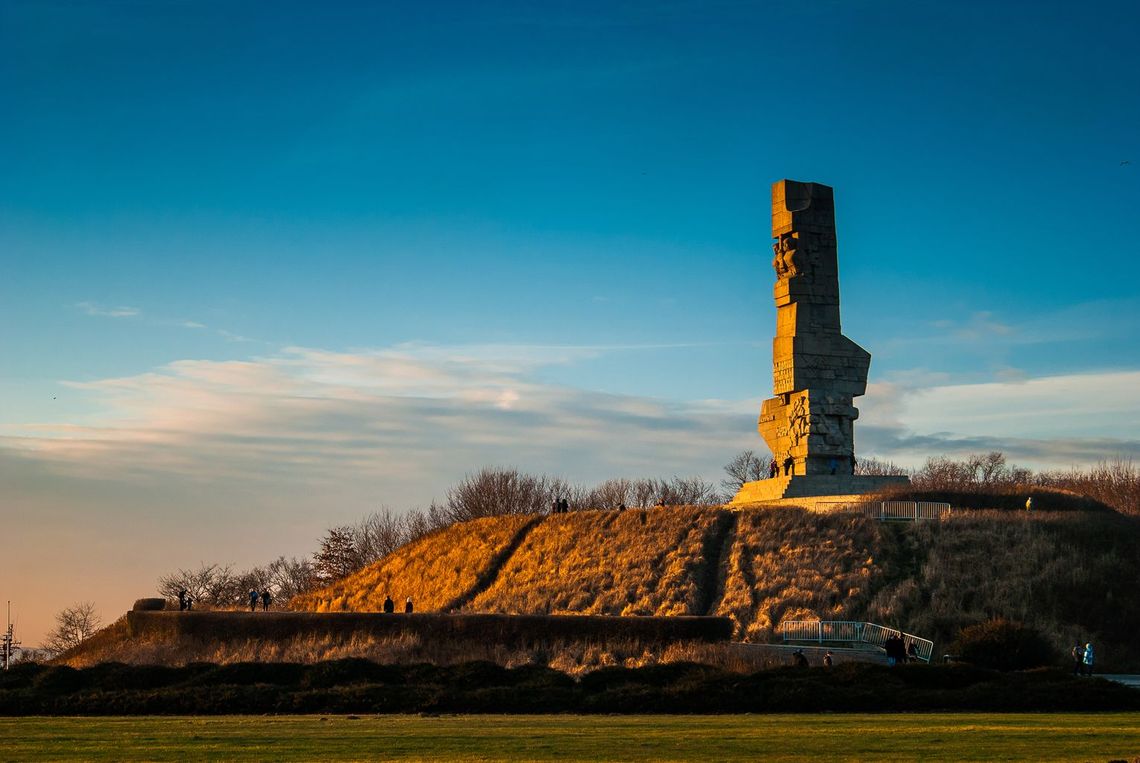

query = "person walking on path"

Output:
[[1072, 642, 1085, 676], [1026, 496, 1034, 511], [248, 589, 258, 612], [260, 590, 271, 611], [383, 595, 395, 614], [405, 597, 413, 614], [1083, 642, 1095, 676], [178, 589, 188, 612]]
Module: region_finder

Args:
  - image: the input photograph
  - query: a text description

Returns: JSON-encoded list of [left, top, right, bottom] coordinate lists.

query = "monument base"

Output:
[[729, 474, 911, 506]]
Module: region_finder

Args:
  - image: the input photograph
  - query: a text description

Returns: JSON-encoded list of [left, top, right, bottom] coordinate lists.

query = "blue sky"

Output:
[[2, 0, 1139, 642]]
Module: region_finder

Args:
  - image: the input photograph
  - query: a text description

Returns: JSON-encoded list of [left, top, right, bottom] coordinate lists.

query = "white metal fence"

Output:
[[780, 620, 934, 663]]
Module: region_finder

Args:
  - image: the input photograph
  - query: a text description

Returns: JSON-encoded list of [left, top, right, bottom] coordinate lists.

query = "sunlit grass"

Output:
[[5, 714, 1139, 762], [470, 507, 723, 617], [293, 515, 535, 613]]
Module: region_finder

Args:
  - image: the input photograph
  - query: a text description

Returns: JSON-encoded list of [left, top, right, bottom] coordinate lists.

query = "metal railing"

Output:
[[824, 501, 950, 521], [780, 620, 934, 662]]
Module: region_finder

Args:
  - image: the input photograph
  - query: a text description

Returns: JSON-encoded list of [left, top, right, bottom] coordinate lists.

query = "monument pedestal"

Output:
[[729, 474, 911, 506]]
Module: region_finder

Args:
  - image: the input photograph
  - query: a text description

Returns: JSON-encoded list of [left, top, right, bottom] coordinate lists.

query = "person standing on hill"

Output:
[[383, 595, 395, 613], [768, 458, 778, 478], [178, 589, 188, 612], [261, 590, 271, 611], [1083, 643, 1095, 676], [1025, 496, 1034, 511], [405, 597, 413, 614], [1072, 642, 1085, 675], [248, 589, 258, 612]]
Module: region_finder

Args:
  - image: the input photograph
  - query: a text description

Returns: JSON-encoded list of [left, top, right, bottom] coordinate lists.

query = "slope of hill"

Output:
[[714, 509, 884, 641], [470, 507, 732, 616], [290, 498, 1140, 670], [292, 514, 538, 613]]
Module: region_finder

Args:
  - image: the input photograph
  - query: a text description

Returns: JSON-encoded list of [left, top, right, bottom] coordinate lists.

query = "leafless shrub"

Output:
[[1037, 458, 1139, 516], [911, 451, 1030, 492], [445, 467, 559, 521], [855, 456, 909, 476], [722, 449, 768, 492]]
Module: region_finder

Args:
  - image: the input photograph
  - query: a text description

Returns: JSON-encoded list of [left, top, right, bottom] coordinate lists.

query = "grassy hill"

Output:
[[292, 514, 538, 613], [59, 489, 1140, 672], [289, 497, 1140, 670]]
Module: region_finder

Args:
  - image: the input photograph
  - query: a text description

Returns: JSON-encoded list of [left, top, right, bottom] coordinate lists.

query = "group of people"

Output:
[[177, 590, 193, 611], [884, 632, 918, 666], [1072, 642, 1096, 676], [381, 595, 414, 614], [791, 650, 835, 668], [767, 456, 857, 478], [551, 497, 571, 514], [248, 589, 273, 611]]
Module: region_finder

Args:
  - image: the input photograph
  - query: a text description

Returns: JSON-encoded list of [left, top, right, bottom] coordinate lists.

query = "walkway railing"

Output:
[[780, 620, 934, 662], [815, 501, 951, 521]]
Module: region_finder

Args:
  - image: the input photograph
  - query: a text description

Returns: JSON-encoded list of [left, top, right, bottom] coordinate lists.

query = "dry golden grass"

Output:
[[715, 508, 883, 641], [469, 507, 728, 617], [291, 515, 536, 613], [59, 626, 752, 676], [864, 510, 1140, 663]]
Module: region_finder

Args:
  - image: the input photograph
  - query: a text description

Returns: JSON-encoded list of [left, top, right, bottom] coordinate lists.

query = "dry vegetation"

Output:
[[863, 510, 1140, 664], [469, 507, 730, 617], [292, 515, 536, 613], [715, 509, 883, 641]]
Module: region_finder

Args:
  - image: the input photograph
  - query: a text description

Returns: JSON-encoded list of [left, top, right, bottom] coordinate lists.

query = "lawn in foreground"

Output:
[[5, 714, 1140, 761]]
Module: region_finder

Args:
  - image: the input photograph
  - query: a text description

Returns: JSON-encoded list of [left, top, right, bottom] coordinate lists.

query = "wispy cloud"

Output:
[[1, 345, 756, 490], [75, 301, 140, 318]]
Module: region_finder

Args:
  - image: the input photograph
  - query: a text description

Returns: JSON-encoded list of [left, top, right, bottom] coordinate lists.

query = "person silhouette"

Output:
[[248, 589, 258, 611], [260, 590, 271, 611], [383, 595, 395, 614], [405, 597, 413, 614]]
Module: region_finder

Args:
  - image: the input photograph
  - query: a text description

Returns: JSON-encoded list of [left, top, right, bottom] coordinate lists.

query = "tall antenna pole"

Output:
[[2, 601, 18, 670]]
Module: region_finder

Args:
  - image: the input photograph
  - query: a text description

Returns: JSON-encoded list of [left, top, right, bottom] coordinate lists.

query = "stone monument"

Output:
[[731, 180, 909, 504]]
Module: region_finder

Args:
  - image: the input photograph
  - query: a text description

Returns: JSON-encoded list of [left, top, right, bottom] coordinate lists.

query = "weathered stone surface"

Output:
[[731, 179, 909, 505]]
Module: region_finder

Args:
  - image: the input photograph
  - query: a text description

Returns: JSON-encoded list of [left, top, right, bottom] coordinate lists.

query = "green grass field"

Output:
[[4, 714, 1139, 761]]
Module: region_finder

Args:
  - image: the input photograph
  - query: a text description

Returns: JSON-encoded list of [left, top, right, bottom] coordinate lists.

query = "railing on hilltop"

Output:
[[780, 620, 934, 663], [812, 500, 951, 521]]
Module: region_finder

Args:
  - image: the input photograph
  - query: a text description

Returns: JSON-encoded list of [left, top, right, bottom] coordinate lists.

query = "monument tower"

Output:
[[731, 180, 908, 503]]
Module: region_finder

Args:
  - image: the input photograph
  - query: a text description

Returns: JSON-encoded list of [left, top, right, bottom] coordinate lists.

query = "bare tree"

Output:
[[42, 602, 101, 654], [721, 450, 768, 493], [158, 563, 242, 609], [264, 556, 317, 600], [353, 509, 412, 566], [313, 526, 362, 583]]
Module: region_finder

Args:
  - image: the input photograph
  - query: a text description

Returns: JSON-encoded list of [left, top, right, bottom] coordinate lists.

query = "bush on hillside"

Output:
[[952, 618, 1057, 671]]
